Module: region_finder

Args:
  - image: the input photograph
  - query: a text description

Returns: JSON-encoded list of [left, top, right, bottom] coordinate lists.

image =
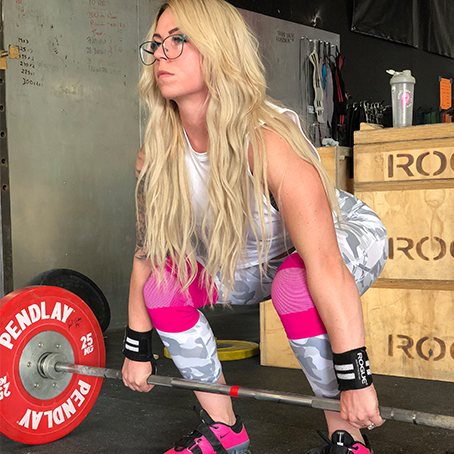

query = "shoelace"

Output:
[[174, 420, 229, 454], [174, 427, 204, 450]]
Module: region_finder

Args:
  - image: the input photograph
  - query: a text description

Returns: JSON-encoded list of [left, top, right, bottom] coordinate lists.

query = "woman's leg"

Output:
[[271, 195, 388, 439], [143, 260, 238, 424], [271, 254, 364, 439]]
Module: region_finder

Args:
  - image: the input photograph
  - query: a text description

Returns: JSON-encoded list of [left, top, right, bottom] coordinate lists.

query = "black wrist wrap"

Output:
[[333, 347, 373, 391], [123, 326, 157, 373]]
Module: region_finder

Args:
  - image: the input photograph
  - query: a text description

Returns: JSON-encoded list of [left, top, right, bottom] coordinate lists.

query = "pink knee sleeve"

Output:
[[271, 253, 327, 339], [143, 260, 218, 333]]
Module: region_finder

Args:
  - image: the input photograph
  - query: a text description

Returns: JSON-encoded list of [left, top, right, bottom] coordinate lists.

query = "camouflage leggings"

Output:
[[153, 190, 388, 398]]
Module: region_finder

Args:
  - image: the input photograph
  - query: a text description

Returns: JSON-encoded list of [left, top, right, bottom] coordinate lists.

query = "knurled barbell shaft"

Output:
[[53, 361, 454, 431]]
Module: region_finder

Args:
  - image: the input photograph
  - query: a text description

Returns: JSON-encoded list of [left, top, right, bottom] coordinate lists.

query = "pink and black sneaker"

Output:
[[307, 430, 373, 454], [164, 408, 250, 454]]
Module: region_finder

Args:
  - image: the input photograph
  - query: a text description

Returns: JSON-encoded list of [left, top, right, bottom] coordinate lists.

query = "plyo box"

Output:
[[260, 299, 299, 369], [317, 146, 353, 193], [362, 287, 454, 382], [354, 123, 454, 382]]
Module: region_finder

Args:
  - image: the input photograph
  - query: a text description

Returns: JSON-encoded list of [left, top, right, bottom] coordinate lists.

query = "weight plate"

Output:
[[0, 286, 105, 445], [215, 340, 260, 361], [164, 340, 259, 362], [26, 269, 111, 332]]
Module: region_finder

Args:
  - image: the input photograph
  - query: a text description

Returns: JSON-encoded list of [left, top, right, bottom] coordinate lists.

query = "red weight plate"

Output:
[[0, 286, 105, 445]]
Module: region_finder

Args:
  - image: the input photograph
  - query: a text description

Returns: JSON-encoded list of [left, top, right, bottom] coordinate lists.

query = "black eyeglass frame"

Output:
[[139, 34, 187, 66]]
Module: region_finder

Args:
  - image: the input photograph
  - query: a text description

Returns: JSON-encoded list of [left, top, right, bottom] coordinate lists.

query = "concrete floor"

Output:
[[1, 305, 453, 453]]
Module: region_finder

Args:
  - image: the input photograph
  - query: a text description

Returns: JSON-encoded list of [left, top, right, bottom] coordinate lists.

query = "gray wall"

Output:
[[4, 1, 338, 329], [4, 0, 162, 328]]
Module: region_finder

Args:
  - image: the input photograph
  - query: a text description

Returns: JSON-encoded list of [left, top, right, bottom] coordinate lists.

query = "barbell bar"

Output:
[[1, 286, 454, 446], [51, 359, 454, 431]]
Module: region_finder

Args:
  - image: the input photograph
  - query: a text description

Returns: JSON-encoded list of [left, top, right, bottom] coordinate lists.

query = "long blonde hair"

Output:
[[138, 0, 338, 299]]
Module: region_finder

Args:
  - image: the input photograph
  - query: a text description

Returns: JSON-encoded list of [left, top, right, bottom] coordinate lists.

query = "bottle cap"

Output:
[[387, 69, 416, 85]]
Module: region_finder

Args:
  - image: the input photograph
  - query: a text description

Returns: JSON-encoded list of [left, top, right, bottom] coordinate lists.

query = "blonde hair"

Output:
[[138, 0, 338, 299]]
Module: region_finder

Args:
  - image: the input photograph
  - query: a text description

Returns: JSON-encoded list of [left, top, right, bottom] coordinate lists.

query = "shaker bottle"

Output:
[[387, 69, 416, 128]]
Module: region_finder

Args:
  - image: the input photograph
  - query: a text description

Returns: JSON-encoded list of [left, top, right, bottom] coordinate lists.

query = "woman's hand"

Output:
[[122, 358, 154, 392], [339, 385, 385, 430]]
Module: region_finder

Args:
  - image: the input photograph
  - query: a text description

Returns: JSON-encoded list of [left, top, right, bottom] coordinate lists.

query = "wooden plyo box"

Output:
[[354, 123, 454, 283], [317, 146, 353, 193], [362, 287, 454, 382], [354, 123, 454, 381], [260, 299, 299, 369]]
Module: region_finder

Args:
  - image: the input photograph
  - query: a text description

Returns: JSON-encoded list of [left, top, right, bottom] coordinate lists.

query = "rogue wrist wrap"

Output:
[[123, 326, 157, 373], [333, 347, 373, 391]]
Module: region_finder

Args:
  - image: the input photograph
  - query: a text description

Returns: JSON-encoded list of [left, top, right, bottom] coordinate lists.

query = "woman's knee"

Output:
[[271, 254, 327, 339], [271, 253, 313, 314], [143, 260, 215, 332]]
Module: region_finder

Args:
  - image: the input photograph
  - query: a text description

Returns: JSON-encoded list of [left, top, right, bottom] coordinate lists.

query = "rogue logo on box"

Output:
[[388, 334, 454, 362], [388, 237, 454, 261], [387, 150, 454, 179]]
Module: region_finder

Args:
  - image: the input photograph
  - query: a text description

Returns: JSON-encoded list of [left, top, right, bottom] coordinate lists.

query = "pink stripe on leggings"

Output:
[[146, 306, 201, 333], [143, 258, 218, 333], [279, 308, 327, 339]]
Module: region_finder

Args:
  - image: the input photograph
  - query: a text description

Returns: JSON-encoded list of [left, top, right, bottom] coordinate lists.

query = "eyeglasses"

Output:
[[139, 34, 187, 66]]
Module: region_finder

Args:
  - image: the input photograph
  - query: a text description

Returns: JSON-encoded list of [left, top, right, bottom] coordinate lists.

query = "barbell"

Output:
[[1, 286, 453, 446]]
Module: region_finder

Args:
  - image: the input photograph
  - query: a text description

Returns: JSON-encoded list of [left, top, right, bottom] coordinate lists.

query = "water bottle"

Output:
[[387, 69, 416, 128]]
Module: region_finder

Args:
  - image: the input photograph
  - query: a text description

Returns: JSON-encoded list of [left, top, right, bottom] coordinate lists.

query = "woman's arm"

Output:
[[122, 147, 155, 392], [127, 256, 153, 332], [129, 146, 152, 331], [262, 129, 383, 428]]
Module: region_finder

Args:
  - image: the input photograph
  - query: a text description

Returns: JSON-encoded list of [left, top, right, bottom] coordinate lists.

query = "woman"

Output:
[[122, 1, 388, 453]]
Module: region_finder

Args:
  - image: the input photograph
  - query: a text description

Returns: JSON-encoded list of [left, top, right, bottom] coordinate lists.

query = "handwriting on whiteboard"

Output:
[[16, 0, 26, 20], [85, 0, 126, 76], [18, 37, 42, 87], [14, 0, 127, 86]]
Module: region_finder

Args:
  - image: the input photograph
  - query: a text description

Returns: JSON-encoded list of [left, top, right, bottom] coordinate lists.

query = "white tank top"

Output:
[[184, 107, 320, 268]]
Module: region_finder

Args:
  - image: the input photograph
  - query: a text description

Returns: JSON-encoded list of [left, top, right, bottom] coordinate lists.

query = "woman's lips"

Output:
[[157, 70, 173, 79]]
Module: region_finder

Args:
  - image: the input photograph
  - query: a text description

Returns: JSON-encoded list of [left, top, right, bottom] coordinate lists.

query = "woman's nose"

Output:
[[153, 43, 166, 61]]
